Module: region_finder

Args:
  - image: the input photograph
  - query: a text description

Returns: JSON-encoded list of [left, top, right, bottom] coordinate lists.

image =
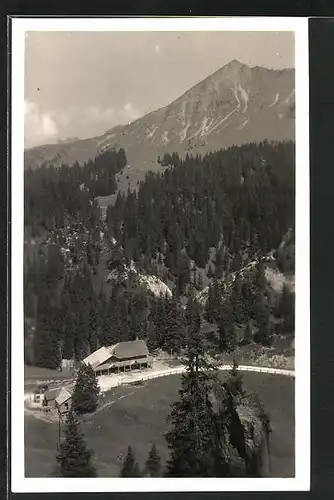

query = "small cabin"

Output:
[[42, 386, 72, 414], [55, 387, 72, 414]]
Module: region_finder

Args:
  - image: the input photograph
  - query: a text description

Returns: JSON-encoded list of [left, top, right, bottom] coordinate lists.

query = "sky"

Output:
[[24, 31, 294, 148]]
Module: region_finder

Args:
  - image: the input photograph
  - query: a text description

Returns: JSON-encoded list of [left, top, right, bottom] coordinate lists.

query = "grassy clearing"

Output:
[[25, 371, 294, 478], [24, 365, 74, 392], [25, 365, 73, 381]]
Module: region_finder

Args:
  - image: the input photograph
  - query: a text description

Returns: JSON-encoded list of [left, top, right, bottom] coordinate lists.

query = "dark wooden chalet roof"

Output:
[[112, 340, 149, 360], [44, 387, 61, 401], [83, 340, 150, 369]]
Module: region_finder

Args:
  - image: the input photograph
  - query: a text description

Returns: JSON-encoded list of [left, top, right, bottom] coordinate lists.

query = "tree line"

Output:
[[106, 141, 294, 284], [25, 148, 126, 236]]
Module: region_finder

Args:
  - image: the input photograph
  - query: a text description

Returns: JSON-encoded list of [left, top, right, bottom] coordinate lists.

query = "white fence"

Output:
[[112, 364, 295, 387]]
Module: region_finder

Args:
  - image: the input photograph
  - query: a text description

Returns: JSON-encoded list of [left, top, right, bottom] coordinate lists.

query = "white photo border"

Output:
[[11, 16, 310, 493]]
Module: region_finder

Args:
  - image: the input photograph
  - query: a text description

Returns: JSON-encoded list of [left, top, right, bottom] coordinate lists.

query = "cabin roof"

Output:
[[82, 346, 113, 369], [55, 387, 72, 406], [44, 387, 61, 401], [96, 356, 151, 372], [83, 340, 149, 369]]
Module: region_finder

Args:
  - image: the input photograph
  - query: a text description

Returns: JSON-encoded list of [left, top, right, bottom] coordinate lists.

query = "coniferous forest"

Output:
[[24, 140, 295, 370]]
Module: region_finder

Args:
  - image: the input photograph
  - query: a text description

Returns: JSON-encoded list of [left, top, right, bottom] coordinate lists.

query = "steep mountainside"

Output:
[[25, 60, 294, 171]]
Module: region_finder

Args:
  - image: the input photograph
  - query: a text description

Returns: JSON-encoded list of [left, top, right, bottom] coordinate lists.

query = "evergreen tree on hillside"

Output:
[[72, 363, 100, 414], [116, 293, 130, 342], [128, 291, 148, 341], [164, 295, 185, 354], [120, 446, 141, 477], [176, 252, 191, 296], [243, 321, 253, 345], [58, 276, 76, 360], [231, 274, 246, 324], [254, 294, 271, 346], [214, 246, 224, 280], [56, 410, 97, 477], [241, 277, 255, 321], [205, 277, 222, 324], [185, 296, 201, 339], [33, 297, 61, 370], [144, 444, 162, 477], [146, 320, 158, 351], [165, 304, 221, 477], [218, 298, 236, 353], [278, 284, 295, 333]]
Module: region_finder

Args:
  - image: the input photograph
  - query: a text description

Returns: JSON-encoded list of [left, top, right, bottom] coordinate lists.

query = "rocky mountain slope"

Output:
[[25, 60, 294, 172]]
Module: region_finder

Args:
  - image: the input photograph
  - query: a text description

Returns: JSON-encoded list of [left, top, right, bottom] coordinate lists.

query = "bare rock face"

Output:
[[209, 382, 271, 477], [25, 60, 294, 172]]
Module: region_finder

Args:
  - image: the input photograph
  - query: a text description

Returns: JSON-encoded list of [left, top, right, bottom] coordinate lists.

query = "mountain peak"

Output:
[[212, 59, 250, 81], [224, 58, 245, 68]]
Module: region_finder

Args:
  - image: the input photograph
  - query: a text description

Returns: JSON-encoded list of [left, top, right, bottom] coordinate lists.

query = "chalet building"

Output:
[[83, 339, 152, 376], [34, 386, 72, 414]]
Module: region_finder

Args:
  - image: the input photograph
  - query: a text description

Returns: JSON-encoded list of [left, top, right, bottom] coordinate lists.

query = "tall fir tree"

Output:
[[144, 444, 162, 477], [33, 295, 61, 370], [254, 293, 272, 346], [278, 284, 295, 333], [243, 321, 253, 345], [205, 277, 222, 324], [165, 303, 221, 477], [56, 410, 97, 477], [120, 446, 141, 477], [218, 298, 236, 353], [164, 294, 185, 354], [72, 363, 100, 414], [231, 274, 246, 324]]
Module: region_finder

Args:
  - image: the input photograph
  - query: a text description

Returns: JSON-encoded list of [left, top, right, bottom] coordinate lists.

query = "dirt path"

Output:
[[93, 391, 135, 416]]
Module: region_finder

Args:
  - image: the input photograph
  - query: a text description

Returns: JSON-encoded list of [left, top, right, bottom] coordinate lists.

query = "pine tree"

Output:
[[56, 410, 97, 477], [218, 298, 236, 353], [231, 275, 246, 324], [145, 444, 162, 477], [214, 246, 224, 279], [33, 296, 61, 370], [254, 294, 272, 346], [165, 308, 221, 477], [164, 295, 185, 354], [243, 321, 253, 345], [72, 363, 100, 414], [278, 284, 294, 333], [120, 446, 141, 477], [205, 277, 222, 324]]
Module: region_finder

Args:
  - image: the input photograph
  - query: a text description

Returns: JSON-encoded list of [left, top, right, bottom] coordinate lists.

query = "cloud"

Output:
[[122, 102, 140, 123], [24, 100, 58, 148], [24, 99, 143, 148]]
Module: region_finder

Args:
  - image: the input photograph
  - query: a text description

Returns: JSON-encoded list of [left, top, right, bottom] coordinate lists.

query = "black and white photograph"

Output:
[[11, 17, 309, 492]]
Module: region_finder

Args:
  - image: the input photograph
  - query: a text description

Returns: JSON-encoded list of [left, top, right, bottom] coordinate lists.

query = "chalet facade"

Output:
[[83, 339, 152, 376], [33, 386, 72, 414]]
